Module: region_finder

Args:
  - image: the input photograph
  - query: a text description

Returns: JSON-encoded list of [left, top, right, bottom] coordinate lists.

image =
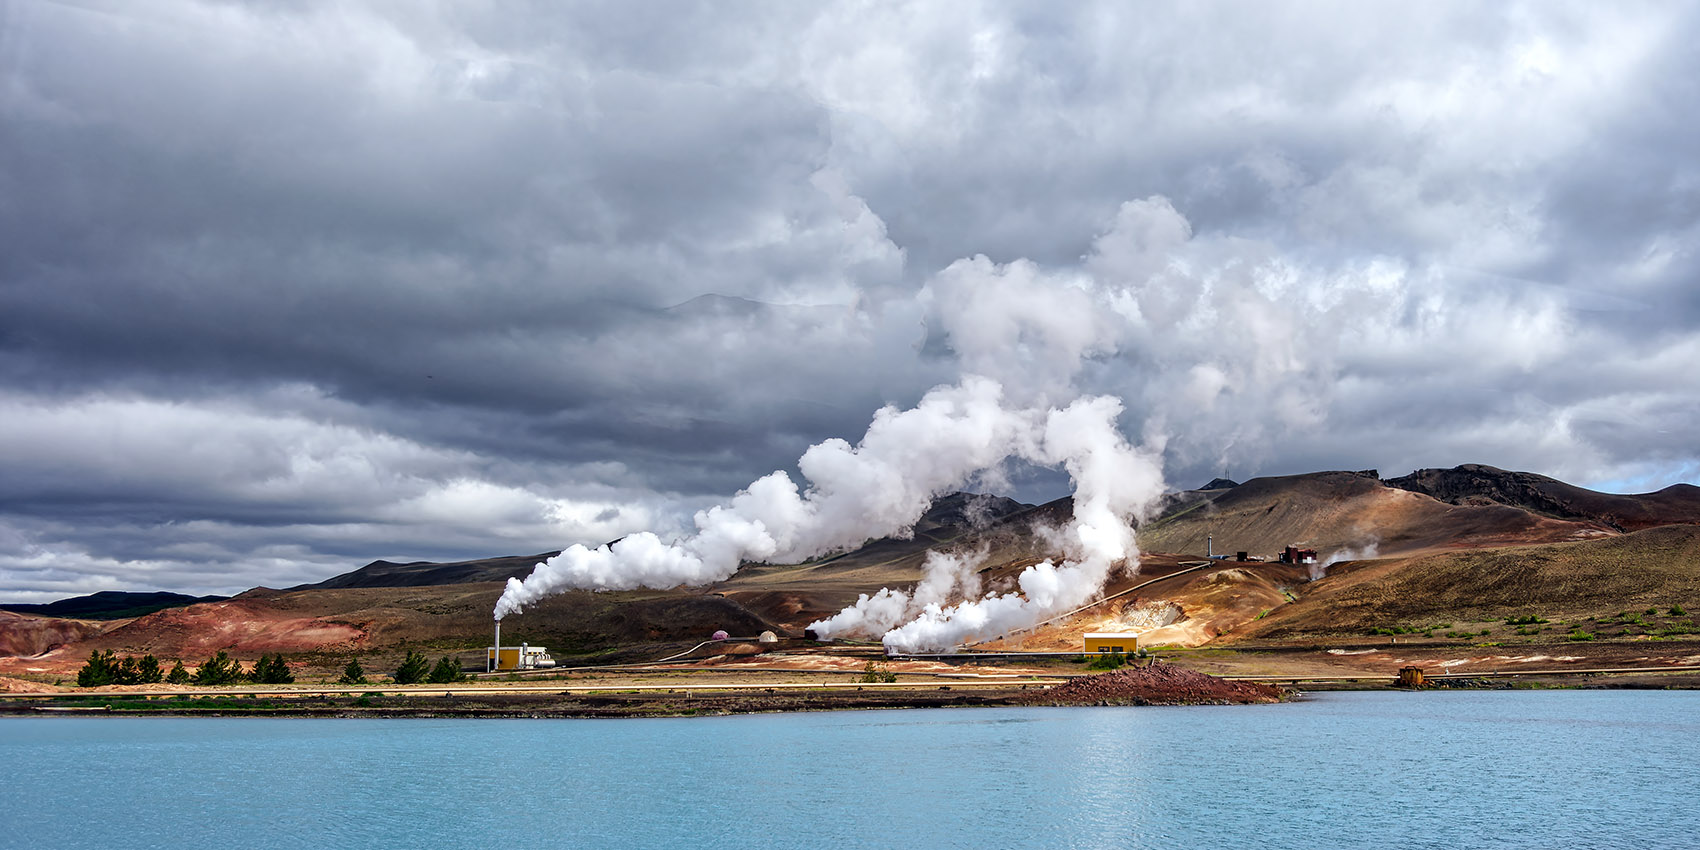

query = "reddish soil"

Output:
[[1023, 663, 1283, 705], [0, 611, 113, 658]]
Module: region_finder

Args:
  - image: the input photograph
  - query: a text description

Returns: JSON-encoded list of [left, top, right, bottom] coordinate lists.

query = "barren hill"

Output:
[[290, 553, 561, 590], [0, 610, 111, 658], [1386, 464, 1700, 531], [0, 582, 785, 677], [1231, 523, 1700, 641], [1138, 469, 1613, 560]]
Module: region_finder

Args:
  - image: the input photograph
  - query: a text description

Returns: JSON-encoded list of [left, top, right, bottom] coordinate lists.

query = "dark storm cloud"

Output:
[[2, 0, 1697, 598]]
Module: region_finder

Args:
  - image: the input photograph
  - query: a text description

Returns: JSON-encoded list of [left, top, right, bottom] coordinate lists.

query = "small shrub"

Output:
[[1670, 605, 1687, 617], [1369, 625, 1421, 636], [392, 650, 430, 685], [427, 656, 465, 684], [76, 650, 118, 688], [250, 653, 294, 685], [337, 659, 367, 685], [858, 661, 898, 683], [1567, 630, 1596, 642], [1087, 652, 1126, 671], [138, 655, 163, 684], [191, 651, 244, 686]]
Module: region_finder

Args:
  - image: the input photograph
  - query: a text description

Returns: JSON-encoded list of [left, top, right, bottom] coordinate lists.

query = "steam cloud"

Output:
[[806, 548, 989, 639], [495, 380, 1163, 622], [825, 396, 1166, 651], [498, 195, 1522, 648], [1315, 541, 1380, 581]]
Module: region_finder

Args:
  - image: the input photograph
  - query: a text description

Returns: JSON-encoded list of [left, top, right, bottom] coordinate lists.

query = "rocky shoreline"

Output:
[[0, 664, 1286, 718]]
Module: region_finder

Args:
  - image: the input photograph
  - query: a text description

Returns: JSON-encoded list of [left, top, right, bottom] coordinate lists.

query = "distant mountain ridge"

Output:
[[0, 590, 228, 620], [1141, 464, 1700, 565], [1385, 464, 1700, 532], [289, 552, 563, 591]]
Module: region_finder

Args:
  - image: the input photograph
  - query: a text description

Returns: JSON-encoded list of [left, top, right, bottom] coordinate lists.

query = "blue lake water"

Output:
[[2, 690, 1697, 849]]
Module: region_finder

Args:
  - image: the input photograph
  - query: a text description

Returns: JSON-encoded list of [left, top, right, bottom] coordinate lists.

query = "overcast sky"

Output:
[[3, 1, 1697, 600]]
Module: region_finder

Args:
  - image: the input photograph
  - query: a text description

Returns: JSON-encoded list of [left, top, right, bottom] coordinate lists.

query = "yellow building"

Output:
[[486, 643, 555, 672], [1082, 632, 1139, 654]]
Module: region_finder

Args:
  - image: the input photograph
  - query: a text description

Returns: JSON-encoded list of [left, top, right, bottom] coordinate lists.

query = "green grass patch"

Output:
[[1086, 652, 1127, 671]]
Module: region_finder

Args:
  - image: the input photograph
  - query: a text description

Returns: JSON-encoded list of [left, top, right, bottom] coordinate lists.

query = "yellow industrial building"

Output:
[[486, 643, 555, 672], [1082, 632, 1139, 654]]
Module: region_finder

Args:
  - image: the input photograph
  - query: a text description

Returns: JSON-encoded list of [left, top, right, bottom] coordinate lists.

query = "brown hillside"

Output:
[[974, 557, 1310, 651], [1232, 524, 1700, 641], [1139, 470, 1613, 560], [0, 611, 112, 658], [0, 582, 782, 676], [1386, 464, 1700, 531]]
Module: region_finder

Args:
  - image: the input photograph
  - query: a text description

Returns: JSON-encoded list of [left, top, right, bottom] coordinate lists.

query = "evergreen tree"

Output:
[[112, 656, 142, 686], [165, 661, 190, 684], [76, 650, 117, 687], [192, 650, 243, 686], [137, 655, 164, 684], [392, 650, 430, 684], [251, 653, 294, 684], [337, 658, 367, 685], [427, 655, 464, 684]]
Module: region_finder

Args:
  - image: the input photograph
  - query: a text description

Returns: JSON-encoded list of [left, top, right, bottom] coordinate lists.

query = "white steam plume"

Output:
[[497, 382, 1166, 643], [498, 377, 1046, 619], [1315, 540, 1380, 581], [870, 396, 1165, 652], [500, 195, 1519, 643], [805, 548, 988, 639]]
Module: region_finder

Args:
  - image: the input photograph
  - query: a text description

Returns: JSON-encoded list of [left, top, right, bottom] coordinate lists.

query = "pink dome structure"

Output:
[[711, 630, 730, 641]]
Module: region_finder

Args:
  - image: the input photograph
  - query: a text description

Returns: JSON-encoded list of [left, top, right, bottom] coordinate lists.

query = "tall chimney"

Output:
[[492, 618, 501, 673]]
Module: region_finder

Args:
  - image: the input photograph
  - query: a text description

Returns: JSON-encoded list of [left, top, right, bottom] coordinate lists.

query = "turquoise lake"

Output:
[[3, 690, 1697, 849]]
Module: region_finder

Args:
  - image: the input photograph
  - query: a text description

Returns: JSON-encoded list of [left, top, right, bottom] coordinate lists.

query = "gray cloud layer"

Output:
[[2, 1, 1697, 599]]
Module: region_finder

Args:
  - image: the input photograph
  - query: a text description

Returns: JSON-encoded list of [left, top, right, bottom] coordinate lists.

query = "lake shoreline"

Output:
[[6, 666, 1698, 719]]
